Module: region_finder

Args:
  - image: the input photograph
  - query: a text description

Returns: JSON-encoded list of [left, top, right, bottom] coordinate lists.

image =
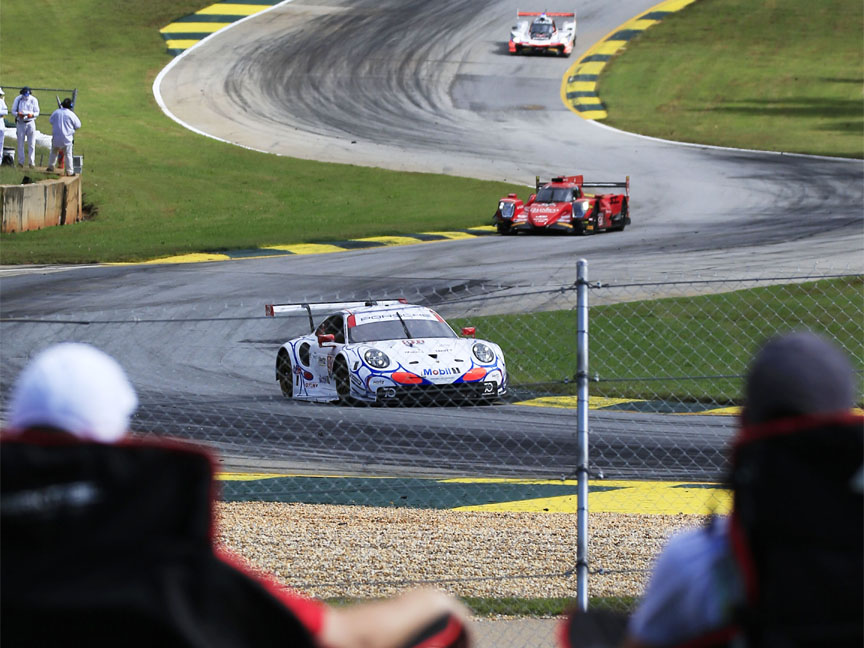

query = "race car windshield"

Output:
[[531, 22, 554, 37], [536, 187, 574, 202], [348, 318, 457, 343]]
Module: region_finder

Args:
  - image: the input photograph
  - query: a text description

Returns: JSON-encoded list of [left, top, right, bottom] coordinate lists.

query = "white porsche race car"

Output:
[[266, 300, 507, 405], [509, 11, 576, 56]]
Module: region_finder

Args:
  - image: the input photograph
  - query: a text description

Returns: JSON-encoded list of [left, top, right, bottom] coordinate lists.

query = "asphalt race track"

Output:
[[2, 0, 862, 482]]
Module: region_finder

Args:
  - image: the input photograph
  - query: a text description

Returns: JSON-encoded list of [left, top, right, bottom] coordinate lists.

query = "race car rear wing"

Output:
[[583, 176, 629, 197], [265, 300, 407, 331], [537, 175, 629, 196], [517, 11, 576, 17]]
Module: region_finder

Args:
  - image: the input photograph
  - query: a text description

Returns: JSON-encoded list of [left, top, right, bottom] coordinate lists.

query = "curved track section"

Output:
[[158, 0, 863, 272], [3, 0, 861, 483]]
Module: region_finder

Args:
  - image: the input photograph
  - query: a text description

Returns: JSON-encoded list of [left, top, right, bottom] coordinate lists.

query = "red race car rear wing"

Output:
[[583, 176, 630, 197], [535, 175, 629, 196]]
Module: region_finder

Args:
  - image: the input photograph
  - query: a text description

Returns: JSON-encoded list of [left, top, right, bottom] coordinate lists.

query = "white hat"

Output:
[[0, 87, 5, 95], [7, 343, 138, 443]]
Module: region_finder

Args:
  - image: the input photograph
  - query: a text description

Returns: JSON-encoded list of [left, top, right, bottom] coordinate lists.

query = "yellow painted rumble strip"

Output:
[[688, 406, 742, 416], [574, 61, 607, 76], [662, 0, 700, 9], [516, 395, 646, 409], [455, 479, 732, 516], [358, 235, 426, 246], [578, 109, 609, 120], [163, 39, 203, 50], [215, 473, 731, 515], [263, 243, 347, 255], [630, 19, 662, 30], [561, 0, 698, 120], [592, 41, 627, 55], [160, 23, 231, 34], [196, 4, 275, 15], [137, 253, 232, 264], [424, 231, 482, 240]]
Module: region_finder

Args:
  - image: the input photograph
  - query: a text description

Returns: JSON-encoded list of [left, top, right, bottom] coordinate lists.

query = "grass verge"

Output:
[[454, 278, 864, 403], [598, 0, 863, 158], [1, 0, 861, 263], [0, 0, 521, 264]]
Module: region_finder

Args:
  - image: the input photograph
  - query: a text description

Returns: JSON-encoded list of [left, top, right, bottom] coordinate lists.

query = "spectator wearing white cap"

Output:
[[1, 343, 471, 648], [0, 87, 8, 160], [11, 86, 40, 168], [47, 98, 81, 176], [6, 342, 137, 442]]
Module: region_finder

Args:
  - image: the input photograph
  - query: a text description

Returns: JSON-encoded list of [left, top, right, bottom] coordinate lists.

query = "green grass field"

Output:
[[454, 277, 864, 403], [599, 0, 863, 158], [0, 0, 522, 264], [1, 0, 861, 263]]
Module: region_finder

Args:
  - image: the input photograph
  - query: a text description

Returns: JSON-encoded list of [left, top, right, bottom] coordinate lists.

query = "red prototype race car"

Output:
[[492, 175, 630, 235]]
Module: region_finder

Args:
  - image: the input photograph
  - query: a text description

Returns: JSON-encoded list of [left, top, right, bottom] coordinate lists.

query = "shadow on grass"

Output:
[[704, 97, 863, 133]]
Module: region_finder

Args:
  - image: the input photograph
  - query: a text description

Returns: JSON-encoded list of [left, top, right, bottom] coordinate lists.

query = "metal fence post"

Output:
[[576, 258, 590, 611]]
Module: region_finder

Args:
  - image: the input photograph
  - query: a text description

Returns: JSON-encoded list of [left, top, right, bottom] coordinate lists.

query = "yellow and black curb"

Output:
[[218, 472, 731, 515], [160, 1, 284, 56], [561, 0, 698, 119], [517, 395, 741, 417], [111, 226, 496, 265]]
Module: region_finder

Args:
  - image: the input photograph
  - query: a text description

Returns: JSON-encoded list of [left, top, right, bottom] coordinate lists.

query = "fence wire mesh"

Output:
[[1, 268, 861, 646]]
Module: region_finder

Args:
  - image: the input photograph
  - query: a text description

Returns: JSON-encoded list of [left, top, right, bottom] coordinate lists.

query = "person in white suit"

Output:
[[0, 87, 9, 161], [11, 86, 40, 168], [47, 98, 82, 176]]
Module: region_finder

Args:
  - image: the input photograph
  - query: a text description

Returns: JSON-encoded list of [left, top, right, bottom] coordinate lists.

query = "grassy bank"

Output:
[[1, 0, 860, 264], [0, 1, 520, 264], [454, 277, 864, 403], [598, 0, 863, 158]]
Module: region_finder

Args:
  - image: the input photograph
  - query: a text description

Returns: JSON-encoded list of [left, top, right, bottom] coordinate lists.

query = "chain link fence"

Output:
[[1, 266, 861, 647]]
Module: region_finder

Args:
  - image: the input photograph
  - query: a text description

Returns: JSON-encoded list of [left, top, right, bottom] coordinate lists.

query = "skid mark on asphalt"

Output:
[[562, 0, 698, 119], [217, 473, 730, 515]]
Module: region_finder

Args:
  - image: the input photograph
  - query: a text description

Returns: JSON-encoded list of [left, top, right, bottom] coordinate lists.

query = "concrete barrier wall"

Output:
[[0, 175, 83, 233]]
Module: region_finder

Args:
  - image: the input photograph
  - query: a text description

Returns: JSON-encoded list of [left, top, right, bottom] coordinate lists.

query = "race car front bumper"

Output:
[[513, 43, 567, 55], [376, 380, 503, 404], [513, 221, 582, 234]]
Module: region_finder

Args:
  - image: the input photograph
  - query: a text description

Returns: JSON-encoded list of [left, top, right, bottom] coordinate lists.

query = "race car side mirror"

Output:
[[317, 333, 335, 346], [461, 327, 476, 338]]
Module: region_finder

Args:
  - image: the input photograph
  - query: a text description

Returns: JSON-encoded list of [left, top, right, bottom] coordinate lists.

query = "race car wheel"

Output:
[[277, 353, 294, 399], [497, 221, 515, 235], [592, 206, 603, 234], [612, 201, 628, 232], [334, 356, 352, 405]]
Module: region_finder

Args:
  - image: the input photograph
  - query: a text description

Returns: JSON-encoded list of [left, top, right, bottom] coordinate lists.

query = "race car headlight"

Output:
[[574, 201, 589, 216], [473, 343, 495, 363], [364, 348, 390, 369]]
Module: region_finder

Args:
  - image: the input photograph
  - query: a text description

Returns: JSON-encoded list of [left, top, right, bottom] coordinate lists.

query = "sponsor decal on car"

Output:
[[353, 310, 438, 325], [423, 367, 460, 377]]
